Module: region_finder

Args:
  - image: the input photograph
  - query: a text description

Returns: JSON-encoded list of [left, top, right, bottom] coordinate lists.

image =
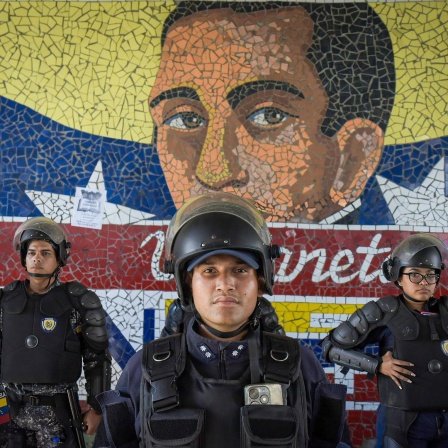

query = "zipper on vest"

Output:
[[219, 349, 226, 379]]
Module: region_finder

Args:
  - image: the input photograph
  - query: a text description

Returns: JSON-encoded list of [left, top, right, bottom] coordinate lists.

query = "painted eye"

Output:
[[247, 107, 289, 126], [164, 112, 206, 130]]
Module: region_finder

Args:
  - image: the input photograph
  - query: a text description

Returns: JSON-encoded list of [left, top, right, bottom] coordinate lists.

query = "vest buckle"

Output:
[[152, 376, 179, 412]]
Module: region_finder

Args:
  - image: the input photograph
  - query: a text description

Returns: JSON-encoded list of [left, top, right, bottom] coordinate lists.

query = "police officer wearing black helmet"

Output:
[[322, 233, 448, 447], [0, 217, 111, 448], [94, 192, 351, 448]]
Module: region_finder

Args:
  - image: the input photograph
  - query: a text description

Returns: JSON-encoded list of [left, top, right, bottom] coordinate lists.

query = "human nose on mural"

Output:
[[194, 122, 248, 189]]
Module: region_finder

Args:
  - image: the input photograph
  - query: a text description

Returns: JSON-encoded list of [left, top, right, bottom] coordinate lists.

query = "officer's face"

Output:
[[188, 254, 263, 339], [399, 267, 438, 309], [25, 240, 59, 276]]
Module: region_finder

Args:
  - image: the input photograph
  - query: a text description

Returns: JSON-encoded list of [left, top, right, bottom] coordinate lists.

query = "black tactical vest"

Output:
[[140, 331, 308, 448], [378, 296, 448, 410], [1, 281, 82, 383]]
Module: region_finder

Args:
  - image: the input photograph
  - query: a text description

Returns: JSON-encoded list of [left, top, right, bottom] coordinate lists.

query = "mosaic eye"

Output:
[[164, 111, 206, 130], [247, 107, 289, 126]]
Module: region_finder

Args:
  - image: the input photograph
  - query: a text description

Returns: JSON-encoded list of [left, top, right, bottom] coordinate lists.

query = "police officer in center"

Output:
[[323, 233, 448, 447], [0, 217, 111, 447], [94, 192, 351, 448]]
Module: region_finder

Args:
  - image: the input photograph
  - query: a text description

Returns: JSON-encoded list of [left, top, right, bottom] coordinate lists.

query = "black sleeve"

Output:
[[67, 282, 111, 411], [300, 345, 352, 447]]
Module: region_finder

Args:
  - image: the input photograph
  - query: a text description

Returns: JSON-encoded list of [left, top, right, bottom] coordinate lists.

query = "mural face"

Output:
[[150, 5, 384, 223], [0, 1, 447, 446]]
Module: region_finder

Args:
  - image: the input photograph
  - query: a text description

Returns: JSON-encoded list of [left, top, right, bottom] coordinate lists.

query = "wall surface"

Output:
[[0, 1, 447, 446]]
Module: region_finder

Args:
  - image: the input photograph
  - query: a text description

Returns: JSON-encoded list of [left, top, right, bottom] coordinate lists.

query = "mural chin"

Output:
[[187, 181, 338, 224]]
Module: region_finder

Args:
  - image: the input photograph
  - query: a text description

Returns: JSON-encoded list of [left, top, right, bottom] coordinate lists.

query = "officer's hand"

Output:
[[378, 350, 415, 389], [82, 408, 103, 435]]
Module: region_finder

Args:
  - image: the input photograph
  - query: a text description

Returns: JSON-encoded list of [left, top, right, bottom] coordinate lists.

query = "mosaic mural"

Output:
[[0, 1, 447, 445]]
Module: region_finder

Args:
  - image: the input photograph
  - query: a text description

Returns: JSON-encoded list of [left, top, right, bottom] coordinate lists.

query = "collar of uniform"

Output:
[[25, 278, 61, 295], [186, 319, 248, 364]]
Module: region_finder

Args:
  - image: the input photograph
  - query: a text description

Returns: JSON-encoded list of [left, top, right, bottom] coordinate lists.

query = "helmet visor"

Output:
[[165, 193, 271, 260], [392, 234, 447, 263], [13, 217, 67, 250]]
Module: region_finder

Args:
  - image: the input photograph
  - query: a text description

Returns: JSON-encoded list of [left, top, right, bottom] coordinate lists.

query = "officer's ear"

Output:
[[257, 275, 267, 296], [330, 118, 384, 208], [184, 272, 193, 287]]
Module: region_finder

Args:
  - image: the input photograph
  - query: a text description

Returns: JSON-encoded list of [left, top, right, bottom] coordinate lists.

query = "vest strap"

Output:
[[262, 332, 300, 385], [142, 334, 185, 412]]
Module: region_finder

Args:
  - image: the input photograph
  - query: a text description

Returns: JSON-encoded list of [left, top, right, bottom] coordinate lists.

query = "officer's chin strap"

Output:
[[402, 291, 426, 304], [27, 266, 61, 290], [192, 299, 262, 340]]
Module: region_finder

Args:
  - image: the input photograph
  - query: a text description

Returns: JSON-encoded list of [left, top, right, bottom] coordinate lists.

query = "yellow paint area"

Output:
[[372, 1, 448, 145], [0, 1, 176, 143], [271, 302, 361, 333]]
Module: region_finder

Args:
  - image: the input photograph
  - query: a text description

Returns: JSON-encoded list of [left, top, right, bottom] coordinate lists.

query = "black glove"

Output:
[[258, 296, 285, 335], [160, 299, 191, 337]]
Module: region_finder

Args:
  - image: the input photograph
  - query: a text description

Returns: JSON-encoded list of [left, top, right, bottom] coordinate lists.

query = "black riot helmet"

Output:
[[13, 217, 71, 268], [164, 192, 282, 309], [382, 233, 446, 286]]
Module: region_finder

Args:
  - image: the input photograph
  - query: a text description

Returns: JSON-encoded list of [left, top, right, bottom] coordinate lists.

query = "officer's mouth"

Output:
[[213, 296, 239, 305], [416, 288, 430, 294]]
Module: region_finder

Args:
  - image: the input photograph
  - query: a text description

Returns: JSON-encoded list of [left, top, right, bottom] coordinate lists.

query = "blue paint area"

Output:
[[143, 308, 155, 343], [360, 137, 448, 225], [0, 96, 176, 219], [105, 312, 136, 369]]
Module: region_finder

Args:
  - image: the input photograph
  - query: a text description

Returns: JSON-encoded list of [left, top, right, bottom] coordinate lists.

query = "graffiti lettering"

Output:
[[146, 231, 392, 285]]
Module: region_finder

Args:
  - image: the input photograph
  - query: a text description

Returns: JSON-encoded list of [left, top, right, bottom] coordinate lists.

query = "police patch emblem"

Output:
[[441, 340, 448, 356], [42, 317, 57, 332]]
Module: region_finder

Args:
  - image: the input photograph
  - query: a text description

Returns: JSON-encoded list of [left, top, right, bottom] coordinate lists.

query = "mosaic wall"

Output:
[[1, 1, 447, 446]]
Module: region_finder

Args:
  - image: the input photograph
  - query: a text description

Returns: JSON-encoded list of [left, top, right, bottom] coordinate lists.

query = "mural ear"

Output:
[[330, 118, 384, 208]]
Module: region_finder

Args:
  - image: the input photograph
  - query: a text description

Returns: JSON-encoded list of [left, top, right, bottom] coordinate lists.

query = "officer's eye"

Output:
[[426, 274, 439, 281], [164, 112, 206, 130]]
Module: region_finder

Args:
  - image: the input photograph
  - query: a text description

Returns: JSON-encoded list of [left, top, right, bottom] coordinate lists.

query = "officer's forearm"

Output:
[[327, 345, 380, 375], [84, 349, 112, 411]]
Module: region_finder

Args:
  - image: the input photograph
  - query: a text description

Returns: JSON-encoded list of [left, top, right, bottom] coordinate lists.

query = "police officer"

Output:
[[94, 192, 351, 448], [0, 217, 111, 448], [322, 233, 448, 447]]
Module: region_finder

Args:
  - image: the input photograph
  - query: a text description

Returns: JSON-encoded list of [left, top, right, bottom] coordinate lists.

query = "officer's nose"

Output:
[[216, 272, 235, 291]]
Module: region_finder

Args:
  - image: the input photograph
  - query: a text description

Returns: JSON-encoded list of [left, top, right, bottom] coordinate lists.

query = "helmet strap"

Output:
[[28, 272, 53, 278], [402, 291, 428, 304], [192, 299, 262, 340], [27, 266, 61, 290]]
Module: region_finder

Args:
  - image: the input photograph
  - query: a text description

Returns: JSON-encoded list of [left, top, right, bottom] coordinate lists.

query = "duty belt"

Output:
[[20, 393, 60, 406]]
